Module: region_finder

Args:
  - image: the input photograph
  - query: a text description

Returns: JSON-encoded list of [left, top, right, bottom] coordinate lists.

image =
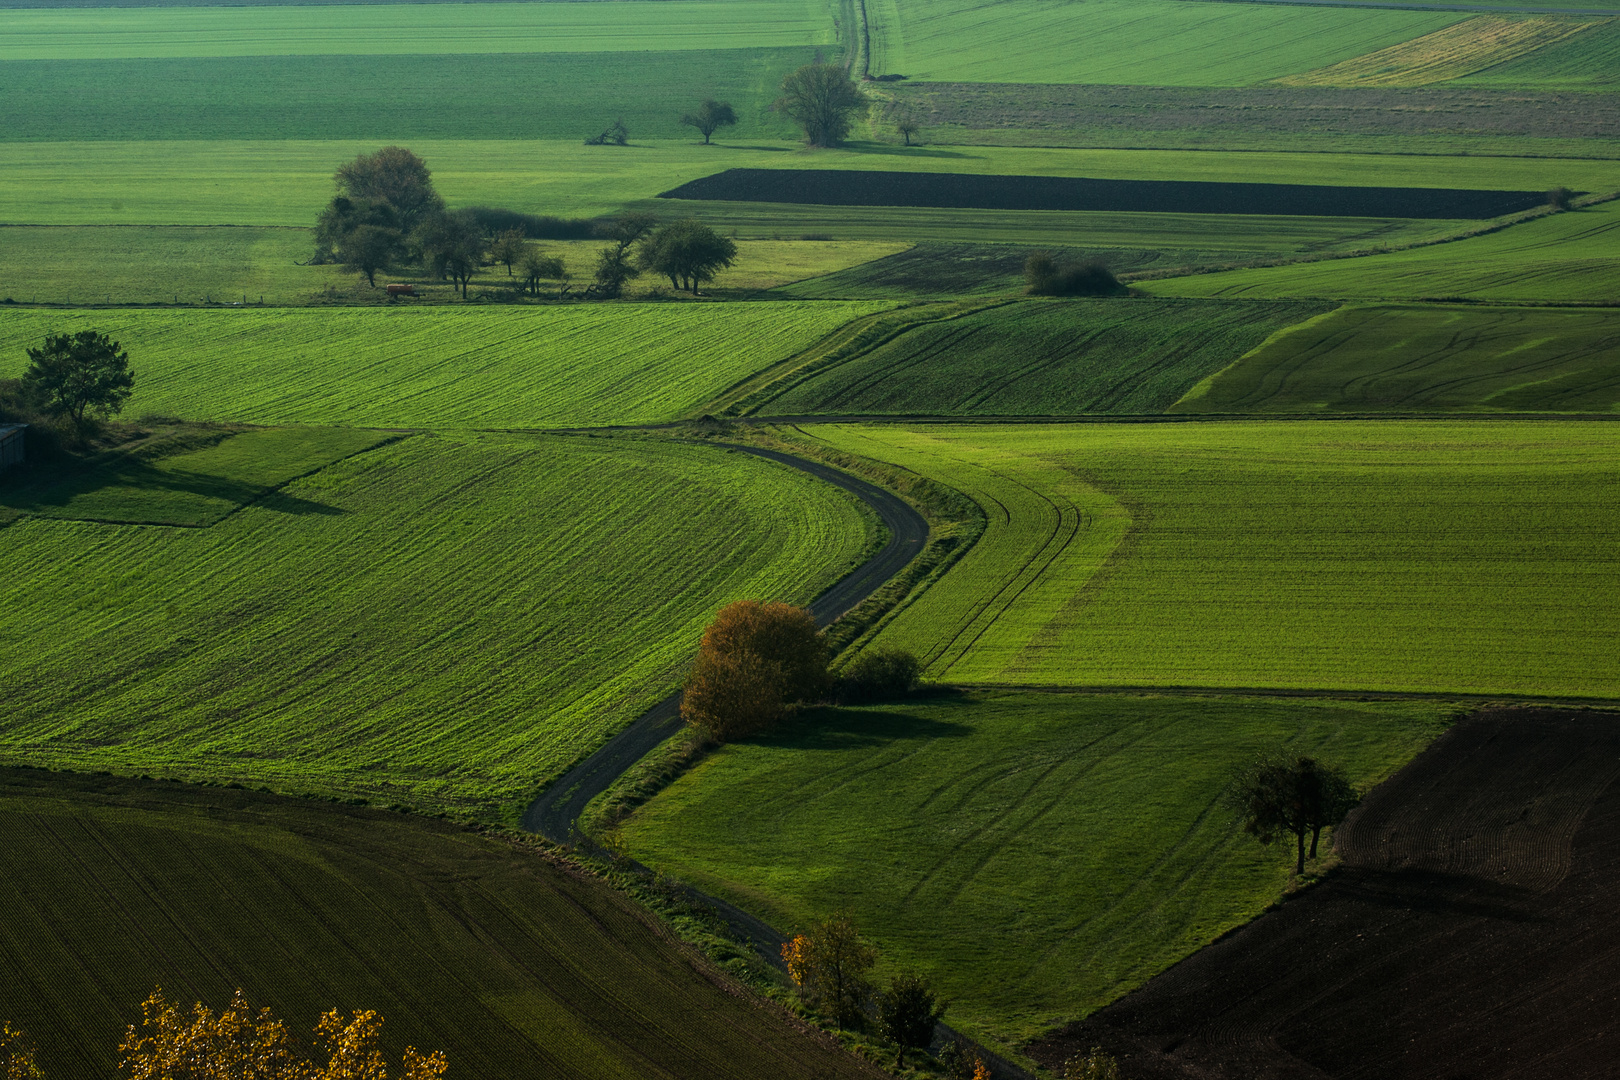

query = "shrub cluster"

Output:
[[837, 647, 921, 703], [1024, 251, 1128, 297], [462, 206, 599, 240]]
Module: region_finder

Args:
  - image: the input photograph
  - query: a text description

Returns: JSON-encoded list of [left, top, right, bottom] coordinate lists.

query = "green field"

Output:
[[1149, 199, 1620, 303], [0, 0, 833, 59], [0, 304, 889, 426], [805, 420, 1620, 697], [623, 691, 1450, 1052], [0, 431, 874, 817], [0, 769, 881, 1080], [1460, 18, 1620, 88], [865, 0, 1460, 84], [1176, 303, 1620, 413], [753, 298, 1331, 415]]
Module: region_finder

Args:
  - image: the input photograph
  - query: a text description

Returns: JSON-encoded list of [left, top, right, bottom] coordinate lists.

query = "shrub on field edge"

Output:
[[782, 914, 875, 1031], [1065, 1046, 1122, 1080], [876, 972, 947, 1068], [1548, 186, 1575, 211], [838, 647, 922, 703], [1024, 252, 1128, 297]]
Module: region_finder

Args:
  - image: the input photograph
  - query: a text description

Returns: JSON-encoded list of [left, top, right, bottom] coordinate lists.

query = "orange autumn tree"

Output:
[[119, 989, 447, 1080], [682, 601, 830, 741], [1, 1022, 41, 1080]]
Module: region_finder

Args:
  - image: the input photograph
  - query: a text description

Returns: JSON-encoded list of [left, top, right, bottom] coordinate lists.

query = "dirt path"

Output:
[[1027, 707, 1620, 1079]]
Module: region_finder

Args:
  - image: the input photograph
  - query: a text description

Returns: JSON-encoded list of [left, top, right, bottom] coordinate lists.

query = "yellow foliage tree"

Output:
[[681, 600, 829, 742], [1, 1023, 41, 1080]]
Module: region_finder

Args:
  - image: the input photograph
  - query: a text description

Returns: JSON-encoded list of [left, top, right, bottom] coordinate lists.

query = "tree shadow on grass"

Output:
[[753, 698, 973, 752], [1, 460, 343, 521], [833, 143, 979, 160]]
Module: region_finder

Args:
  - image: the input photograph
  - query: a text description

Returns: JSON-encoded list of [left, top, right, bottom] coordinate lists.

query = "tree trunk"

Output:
[[1309, 825, 1322, 860], [1295, 828, 1306, 874]]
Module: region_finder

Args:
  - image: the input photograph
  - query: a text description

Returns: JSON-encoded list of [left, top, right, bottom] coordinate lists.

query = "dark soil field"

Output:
[[1027, 707, 1620, 1080], [661, 170, 1548, 219]]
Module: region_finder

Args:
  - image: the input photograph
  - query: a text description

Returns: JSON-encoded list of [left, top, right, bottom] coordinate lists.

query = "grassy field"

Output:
[[0, 228, 904, 304], [0, 304, 889, 427], [0, 769, 881, 1080], [804, 421, 1620, 698], [0, 432, 874, 817], [2, 142, 1608, 226], [1460, 18, 1620, 87], [1276, 16, 1604, 88], [1148, 199, 1620, 303], [864, 0, 1459, 85], [1176, 304, 1620, 414], [753, 298, 1332, 415], [623, 691, 1451, 1052], [0, 0, 833, 59]]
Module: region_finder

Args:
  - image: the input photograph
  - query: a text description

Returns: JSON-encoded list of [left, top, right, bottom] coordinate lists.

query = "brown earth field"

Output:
[[889, 84, 1620, 150], [1027, 707, 1620, 1080], [660, 170, 1547, 218]]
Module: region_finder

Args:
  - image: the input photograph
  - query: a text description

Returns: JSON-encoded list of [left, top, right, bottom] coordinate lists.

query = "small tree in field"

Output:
[[775, 63, 866, 147], [680, 99, 738, 144], [339, 223, 401, 287], [1225, 753, 1358, 874], [489, 227, 529, 276], [1548, 185, 1575, 210], [877, 972, 946, 1068], [638, 219, 738, 293], [682, 649, 787, 741], [781, 914, 875, 1030], [887, 102, 922, 146], [681, 600, 829, 740], [23, 330, 134, 427], [518, 247, 566, 297]]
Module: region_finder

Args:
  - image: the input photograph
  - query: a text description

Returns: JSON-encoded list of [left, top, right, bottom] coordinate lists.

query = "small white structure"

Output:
[[0, 425, 25, 472]]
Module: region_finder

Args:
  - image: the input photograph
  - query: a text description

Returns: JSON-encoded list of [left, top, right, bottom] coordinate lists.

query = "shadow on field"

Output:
[[760, 701, 973, 750], [1, 460, 344, 521]]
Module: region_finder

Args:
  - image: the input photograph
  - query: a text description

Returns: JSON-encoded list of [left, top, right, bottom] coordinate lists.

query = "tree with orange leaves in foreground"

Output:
[[682, 600, 829, 741], [119, 988, 447, 1080]]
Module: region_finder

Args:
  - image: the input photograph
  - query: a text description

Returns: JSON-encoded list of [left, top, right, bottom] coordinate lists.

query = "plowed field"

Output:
[[1030, 708, 1620, 1079]]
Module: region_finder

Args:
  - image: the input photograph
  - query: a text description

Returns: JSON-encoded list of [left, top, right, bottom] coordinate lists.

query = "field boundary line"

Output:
[[956, 682, 1620, 707], [1190, 0, 1620, 15]]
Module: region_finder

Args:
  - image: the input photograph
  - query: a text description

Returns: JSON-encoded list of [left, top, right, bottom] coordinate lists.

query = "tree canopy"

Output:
[[1225, 753, 1358, 874], [782, 915, 875, 1031], [22, 330, 135, 426], [638, 219, 738, 294], [681, 600, 829, 740], [680, 99, 738, 144], [877, 973, 946, 1068], [413, 210, 485, 298], [333, 146, 444, 233], [775, 63, 866, 147]]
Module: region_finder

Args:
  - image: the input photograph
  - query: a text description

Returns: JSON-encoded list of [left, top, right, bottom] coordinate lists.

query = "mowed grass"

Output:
[[0, 0, 833, 59], [0, 304, 889, 427], [3, 141, 1609, 226], [0, 425, 389, 525], [0, 432, 875, 817], [1148, 200, 1620, 303], [806, 421, 1620, 698], [1276, 16, 1605, 87], [864, 0, 1459, 84], [1176, 304, 1620, 414], [755, 298, 1332, 416], [624, 692, 1450, 1052], [0, 770, 883, 1080]]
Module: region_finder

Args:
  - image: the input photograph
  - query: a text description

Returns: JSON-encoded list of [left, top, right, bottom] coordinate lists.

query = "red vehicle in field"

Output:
[[386, 284, 416, 297]]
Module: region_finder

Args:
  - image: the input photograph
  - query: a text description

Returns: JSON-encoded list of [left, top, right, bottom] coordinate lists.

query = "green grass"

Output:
[[623, 691, 1451, 1053], [754, 298, 1333, 415], [1459, 18, 1620, 87], [0, 49, 818, 142], [1175, 303, 1620, 413], [0, 424, 389, 525], [805, 420, 1620, 698], [864, 0, 1460, 84], [1148, 199, 1620, 302], [0, 431, 874, 817], [0, 304, 890, 427], [0, 0, 833, 60], [2, 141, 1609, 226], [0, 769, 880, 1080]]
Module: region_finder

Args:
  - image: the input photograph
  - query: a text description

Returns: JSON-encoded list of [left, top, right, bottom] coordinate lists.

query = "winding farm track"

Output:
[[1028, 707, 1620, 1080]]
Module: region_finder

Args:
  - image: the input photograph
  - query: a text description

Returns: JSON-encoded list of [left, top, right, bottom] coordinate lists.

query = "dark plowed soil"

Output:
[[1027, 708, 1620, 1080], [659, 169, 1547, 219]]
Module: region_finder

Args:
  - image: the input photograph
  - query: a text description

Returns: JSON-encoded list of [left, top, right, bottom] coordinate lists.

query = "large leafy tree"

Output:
[[638, 219, 738, 293], [412, 210, 486, 298], [22, 330, 135, 426], [333, 146, 444, 233], [680, 600, 829, 740], [680, 98, 738, 144], [775, 63, 866, 147]]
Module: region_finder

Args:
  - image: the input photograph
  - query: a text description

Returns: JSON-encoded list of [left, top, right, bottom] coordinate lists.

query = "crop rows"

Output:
[[813, 421, 1620, 697], [0, 304, 890, 428], [1277, 16, 1600, 87], [0, 433, 874, 816]]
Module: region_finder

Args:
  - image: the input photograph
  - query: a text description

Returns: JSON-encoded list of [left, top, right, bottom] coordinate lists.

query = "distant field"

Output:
[[1460, 18, 1620, 87], [0, 769, 881, 1080], [1148, 200, 1620, 302], [1176, 304, 1620, 413], [2, 142, 1610, 226], [755, 298, 1331, 416], [0, 0, 832, 59], [624, 691, 1450, 1052], [0, 304, 888, 427], [0, 432, 873, 816], [1277, 16, 1603, 88], [864, 0, 1459, 84], [805, 421, 1620, 698]]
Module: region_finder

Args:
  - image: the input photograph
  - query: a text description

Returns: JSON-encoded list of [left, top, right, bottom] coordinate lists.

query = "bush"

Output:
[[1065, 1047, 1121, 1080], [1024, 252, 1128, 297], [838, 647, 921, 703], [462, 207, 599, 240], [1548, 186, 1575, 211], [680, 601, 830, 740]]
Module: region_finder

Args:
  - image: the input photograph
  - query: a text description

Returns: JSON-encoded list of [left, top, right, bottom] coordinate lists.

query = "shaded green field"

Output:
[[755, 298, 1331, 415], [0, 49, 816, 142], [1148, 200, 1620, 302], [2, 141, 1607, 226], [0, 425, 388, 525], [0, 432, 874, 817], [0, 0, 832, 59], [1460, 18, 1620, 88], [805, 421, 1620, 698], [0, 769, 882, 1080], [865, 0, 1459, 84], [624, 691, 1450, 1053], [1176, 303, 1620, 413], [0, 304, 889, 427]]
